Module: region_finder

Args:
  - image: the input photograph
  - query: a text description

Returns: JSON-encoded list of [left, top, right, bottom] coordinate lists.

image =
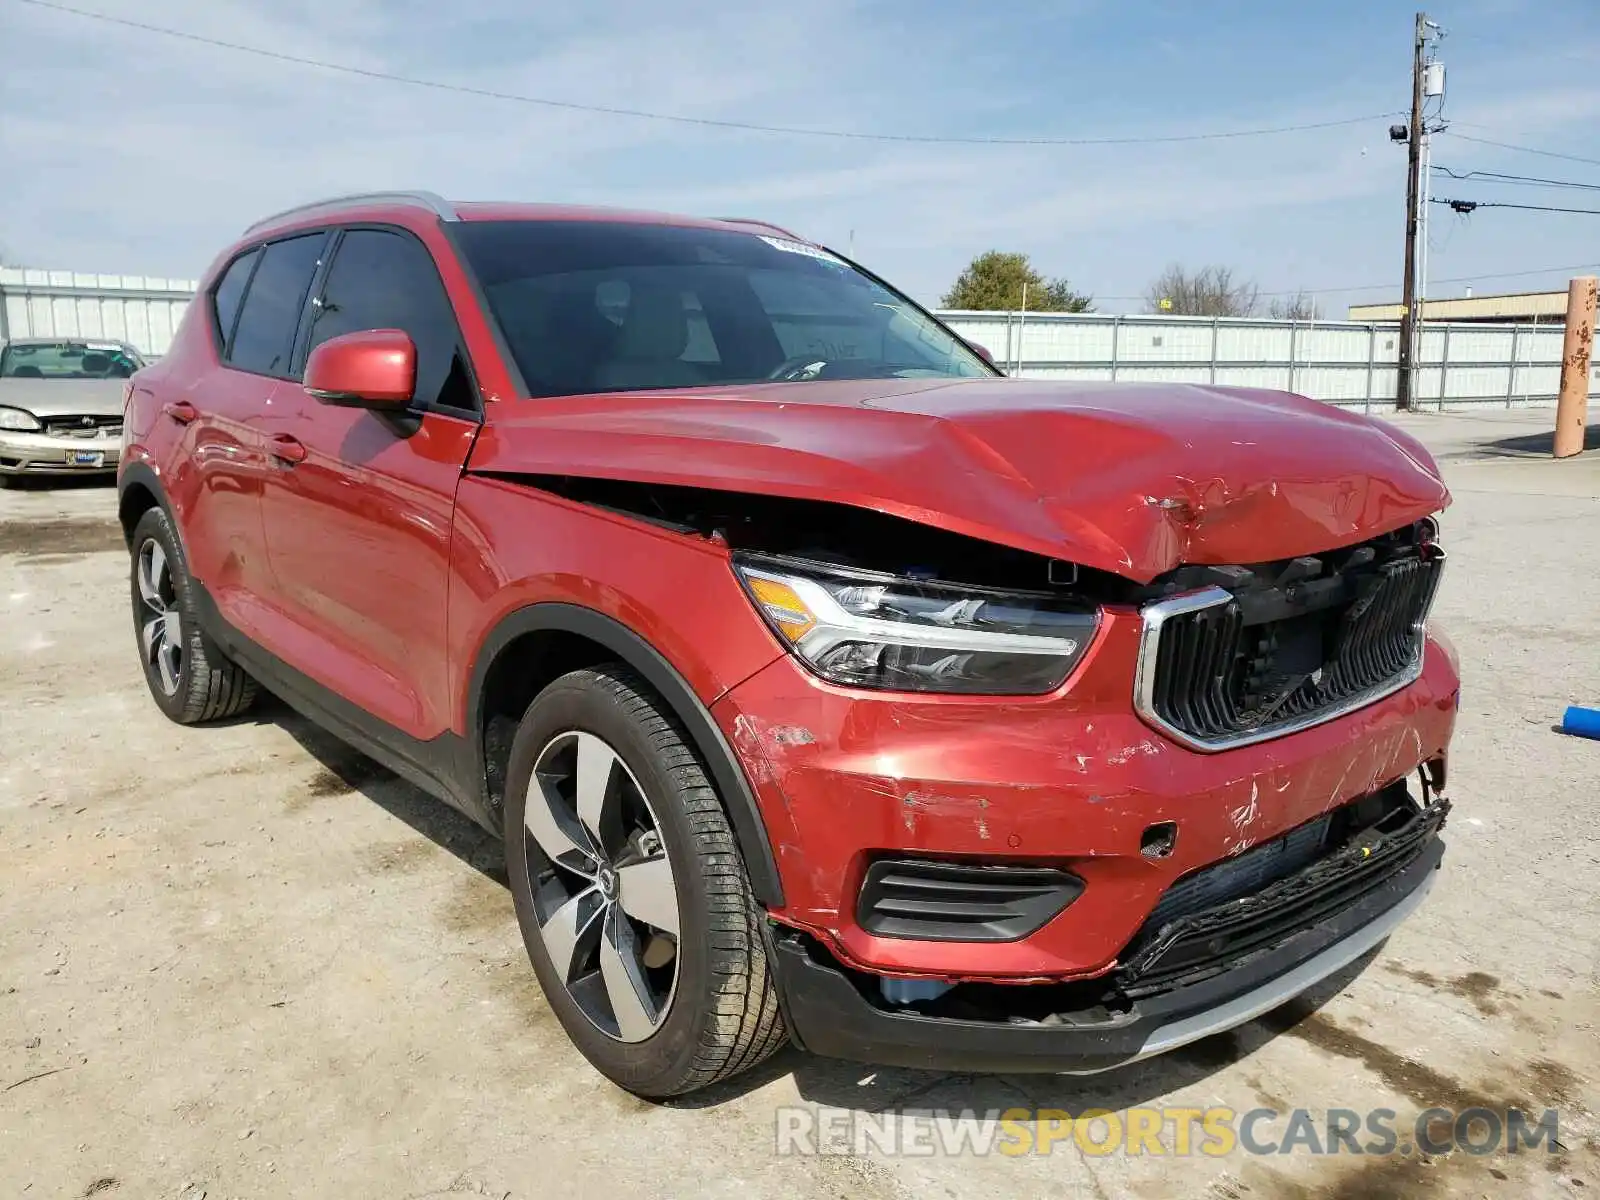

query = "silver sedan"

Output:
[[0, 338, 144, 482]]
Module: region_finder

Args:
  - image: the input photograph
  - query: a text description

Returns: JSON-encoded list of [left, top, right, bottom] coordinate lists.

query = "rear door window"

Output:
[[228, 234, 326, 377]]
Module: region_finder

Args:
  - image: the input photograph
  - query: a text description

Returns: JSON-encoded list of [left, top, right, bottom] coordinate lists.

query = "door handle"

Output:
[[268, 434, 307, 465], [162, 400, 199, 424]]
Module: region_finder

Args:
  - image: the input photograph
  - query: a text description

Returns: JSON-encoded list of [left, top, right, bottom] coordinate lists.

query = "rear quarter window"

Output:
[[211, 249, 259, 352]]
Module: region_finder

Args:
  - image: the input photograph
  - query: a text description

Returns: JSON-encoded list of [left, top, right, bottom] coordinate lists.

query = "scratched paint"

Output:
[[768, 725, 816, 747], [1222, 781, 1263, 857], [1106, 740, 1164, 766]]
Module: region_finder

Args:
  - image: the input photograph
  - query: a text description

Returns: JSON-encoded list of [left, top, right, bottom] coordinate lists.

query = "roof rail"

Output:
[[243, 191, 457, 235], [716, 215, 803, 240]]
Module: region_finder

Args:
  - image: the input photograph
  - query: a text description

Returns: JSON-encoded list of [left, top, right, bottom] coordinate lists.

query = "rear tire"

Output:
[[504, 665, 786, 1098], [129, 506, 258, 724]]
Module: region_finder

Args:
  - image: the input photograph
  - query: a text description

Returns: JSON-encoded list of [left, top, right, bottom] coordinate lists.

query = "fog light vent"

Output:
[[857, 859, 1083, 942]]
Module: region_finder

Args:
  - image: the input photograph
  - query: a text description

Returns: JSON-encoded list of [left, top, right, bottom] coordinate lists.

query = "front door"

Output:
[[253, 226, 482, 743]]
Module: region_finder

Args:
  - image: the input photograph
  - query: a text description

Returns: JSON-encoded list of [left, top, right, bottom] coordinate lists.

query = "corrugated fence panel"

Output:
[[1118, 319, 1213, 363], [1029, 319, 1116, 363], [125, 304, 152, 356], [1293, 367, 1374, 402], [1447, 366, 1511, 400], [1215, 322, 1295, 362], [940, 310, 1596, 409], [0, 267, 198, 357], [1451, 328, 1515, 361], [1113, 365, 1213, 384], [1216, 366, 1295, 390], [1296, 325, 1371, 363], [1029, 366, 1113, 382]]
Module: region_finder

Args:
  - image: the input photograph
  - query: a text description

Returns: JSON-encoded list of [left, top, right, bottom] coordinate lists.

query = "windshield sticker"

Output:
[[760, 236, 846, 266]]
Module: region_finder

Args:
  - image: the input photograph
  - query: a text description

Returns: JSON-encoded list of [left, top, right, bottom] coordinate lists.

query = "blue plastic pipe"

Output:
[[1561, 706, 1600, 741]]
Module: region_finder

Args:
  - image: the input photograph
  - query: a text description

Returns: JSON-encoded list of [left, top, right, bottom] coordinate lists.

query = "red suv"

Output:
[[119, 193, 1457, 1098]]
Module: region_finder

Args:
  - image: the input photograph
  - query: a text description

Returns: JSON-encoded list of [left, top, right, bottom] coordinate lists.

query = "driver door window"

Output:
[[302, 228, 476, 412]]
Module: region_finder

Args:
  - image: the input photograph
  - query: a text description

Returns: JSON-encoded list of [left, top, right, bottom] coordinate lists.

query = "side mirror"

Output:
[[965, 340, 996, 367], [304, 329, 416, 408]]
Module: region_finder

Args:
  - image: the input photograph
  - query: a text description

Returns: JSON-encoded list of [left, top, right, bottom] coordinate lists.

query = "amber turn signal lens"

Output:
[[744, 575, 817, 642]]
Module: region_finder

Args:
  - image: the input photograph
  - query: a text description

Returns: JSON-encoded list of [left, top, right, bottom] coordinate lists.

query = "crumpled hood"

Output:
[[467, 378, 1450, 583], [0, 378, 127, 418]]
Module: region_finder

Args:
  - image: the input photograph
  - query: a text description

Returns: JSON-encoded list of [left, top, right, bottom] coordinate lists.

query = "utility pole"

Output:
[[1396, 11, 1427, 411]]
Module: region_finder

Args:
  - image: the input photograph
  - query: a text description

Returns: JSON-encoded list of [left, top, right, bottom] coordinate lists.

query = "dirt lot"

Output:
[[2, 409, 1596, 1199]]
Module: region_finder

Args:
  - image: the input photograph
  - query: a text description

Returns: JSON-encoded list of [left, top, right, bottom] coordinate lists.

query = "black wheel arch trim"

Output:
[[117, 460, 172, 542], [467, 602, 785, 908]]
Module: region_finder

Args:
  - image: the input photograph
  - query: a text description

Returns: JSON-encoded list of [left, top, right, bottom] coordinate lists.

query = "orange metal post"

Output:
[[1554, 275, 1596, 459]]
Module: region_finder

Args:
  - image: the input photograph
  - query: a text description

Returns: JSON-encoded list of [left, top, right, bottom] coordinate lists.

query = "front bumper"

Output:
[[714, 614, 1460, 981], [0, 429, 121, 474], [770, 829, 1443, 1073]]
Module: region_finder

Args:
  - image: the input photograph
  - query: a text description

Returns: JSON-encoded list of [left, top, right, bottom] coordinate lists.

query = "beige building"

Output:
[[1348, 290, 1571, 325]]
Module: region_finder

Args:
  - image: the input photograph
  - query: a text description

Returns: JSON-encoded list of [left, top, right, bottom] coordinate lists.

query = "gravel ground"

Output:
[[1, 408, 1596, 1200]]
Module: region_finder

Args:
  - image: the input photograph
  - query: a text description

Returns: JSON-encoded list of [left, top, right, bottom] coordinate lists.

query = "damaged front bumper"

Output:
[[768, 794, 1448, 1074]]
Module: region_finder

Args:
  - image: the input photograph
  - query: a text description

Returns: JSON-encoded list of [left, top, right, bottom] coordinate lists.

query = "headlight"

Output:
[[0, 406, 42, 432], [733, 553, 1098, 695]]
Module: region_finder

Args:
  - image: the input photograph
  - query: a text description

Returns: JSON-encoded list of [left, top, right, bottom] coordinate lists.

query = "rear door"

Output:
[[253, 226, 481, 741], [164, 233, 328, 625]]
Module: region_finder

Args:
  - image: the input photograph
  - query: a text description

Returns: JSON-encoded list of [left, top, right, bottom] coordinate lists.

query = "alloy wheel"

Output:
[[524, 730, 681, 1042], [136, 538, 183, 696]]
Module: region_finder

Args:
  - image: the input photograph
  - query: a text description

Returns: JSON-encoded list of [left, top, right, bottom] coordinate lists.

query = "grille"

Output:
[[1116, 793, 1448, 998], [1138, 546, 1444, 750], [42, 414, 122, 439], [856, 859, 1084, 942]]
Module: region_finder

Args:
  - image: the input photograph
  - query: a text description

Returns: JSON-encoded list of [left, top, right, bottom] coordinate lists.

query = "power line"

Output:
[[1432, 166, 1600, 193], [1434, 197, 1600, 216], [12, 0, 1401, 147], [1439, 131, 1600, 170]]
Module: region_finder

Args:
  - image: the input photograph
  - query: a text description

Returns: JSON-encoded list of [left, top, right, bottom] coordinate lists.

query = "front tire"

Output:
[[504, 665, 786, 1098], [129, 506, 258, 724]]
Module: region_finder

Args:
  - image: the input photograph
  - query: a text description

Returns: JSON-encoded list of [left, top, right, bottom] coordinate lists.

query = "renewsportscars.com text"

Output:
[[774, 1105, 1562, 1158]]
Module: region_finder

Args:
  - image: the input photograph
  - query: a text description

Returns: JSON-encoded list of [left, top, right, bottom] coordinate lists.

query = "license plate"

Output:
[[69, 451, 105, 467]]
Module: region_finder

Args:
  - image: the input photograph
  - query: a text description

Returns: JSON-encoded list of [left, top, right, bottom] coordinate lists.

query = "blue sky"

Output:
[[2, 0, 1598, 313]]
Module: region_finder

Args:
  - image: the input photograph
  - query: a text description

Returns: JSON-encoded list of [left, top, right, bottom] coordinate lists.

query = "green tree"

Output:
[[941, 251, 1093, 312]]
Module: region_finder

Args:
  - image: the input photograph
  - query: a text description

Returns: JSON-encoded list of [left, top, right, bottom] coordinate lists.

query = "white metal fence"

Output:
[[0, 268, 198, 358], [2, 268, 1593, 410], [939, 311, 1596, 411]]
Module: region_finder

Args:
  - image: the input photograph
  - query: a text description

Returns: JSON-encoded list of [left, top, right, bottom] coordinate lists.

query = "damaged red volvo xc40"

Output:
[[119, 193, 1457, 1098]]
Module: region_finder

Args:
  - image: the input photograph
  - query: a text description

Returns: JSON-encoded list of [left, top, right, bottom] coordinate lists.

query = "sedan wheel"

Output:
[[524, 730, 681, 1043]]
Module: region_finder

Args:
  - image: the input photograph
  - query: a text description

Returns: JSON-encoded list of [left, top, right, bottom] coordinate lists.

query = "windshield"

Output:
[[0, 341, 143, 380], [454, 220, 993, 397]]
